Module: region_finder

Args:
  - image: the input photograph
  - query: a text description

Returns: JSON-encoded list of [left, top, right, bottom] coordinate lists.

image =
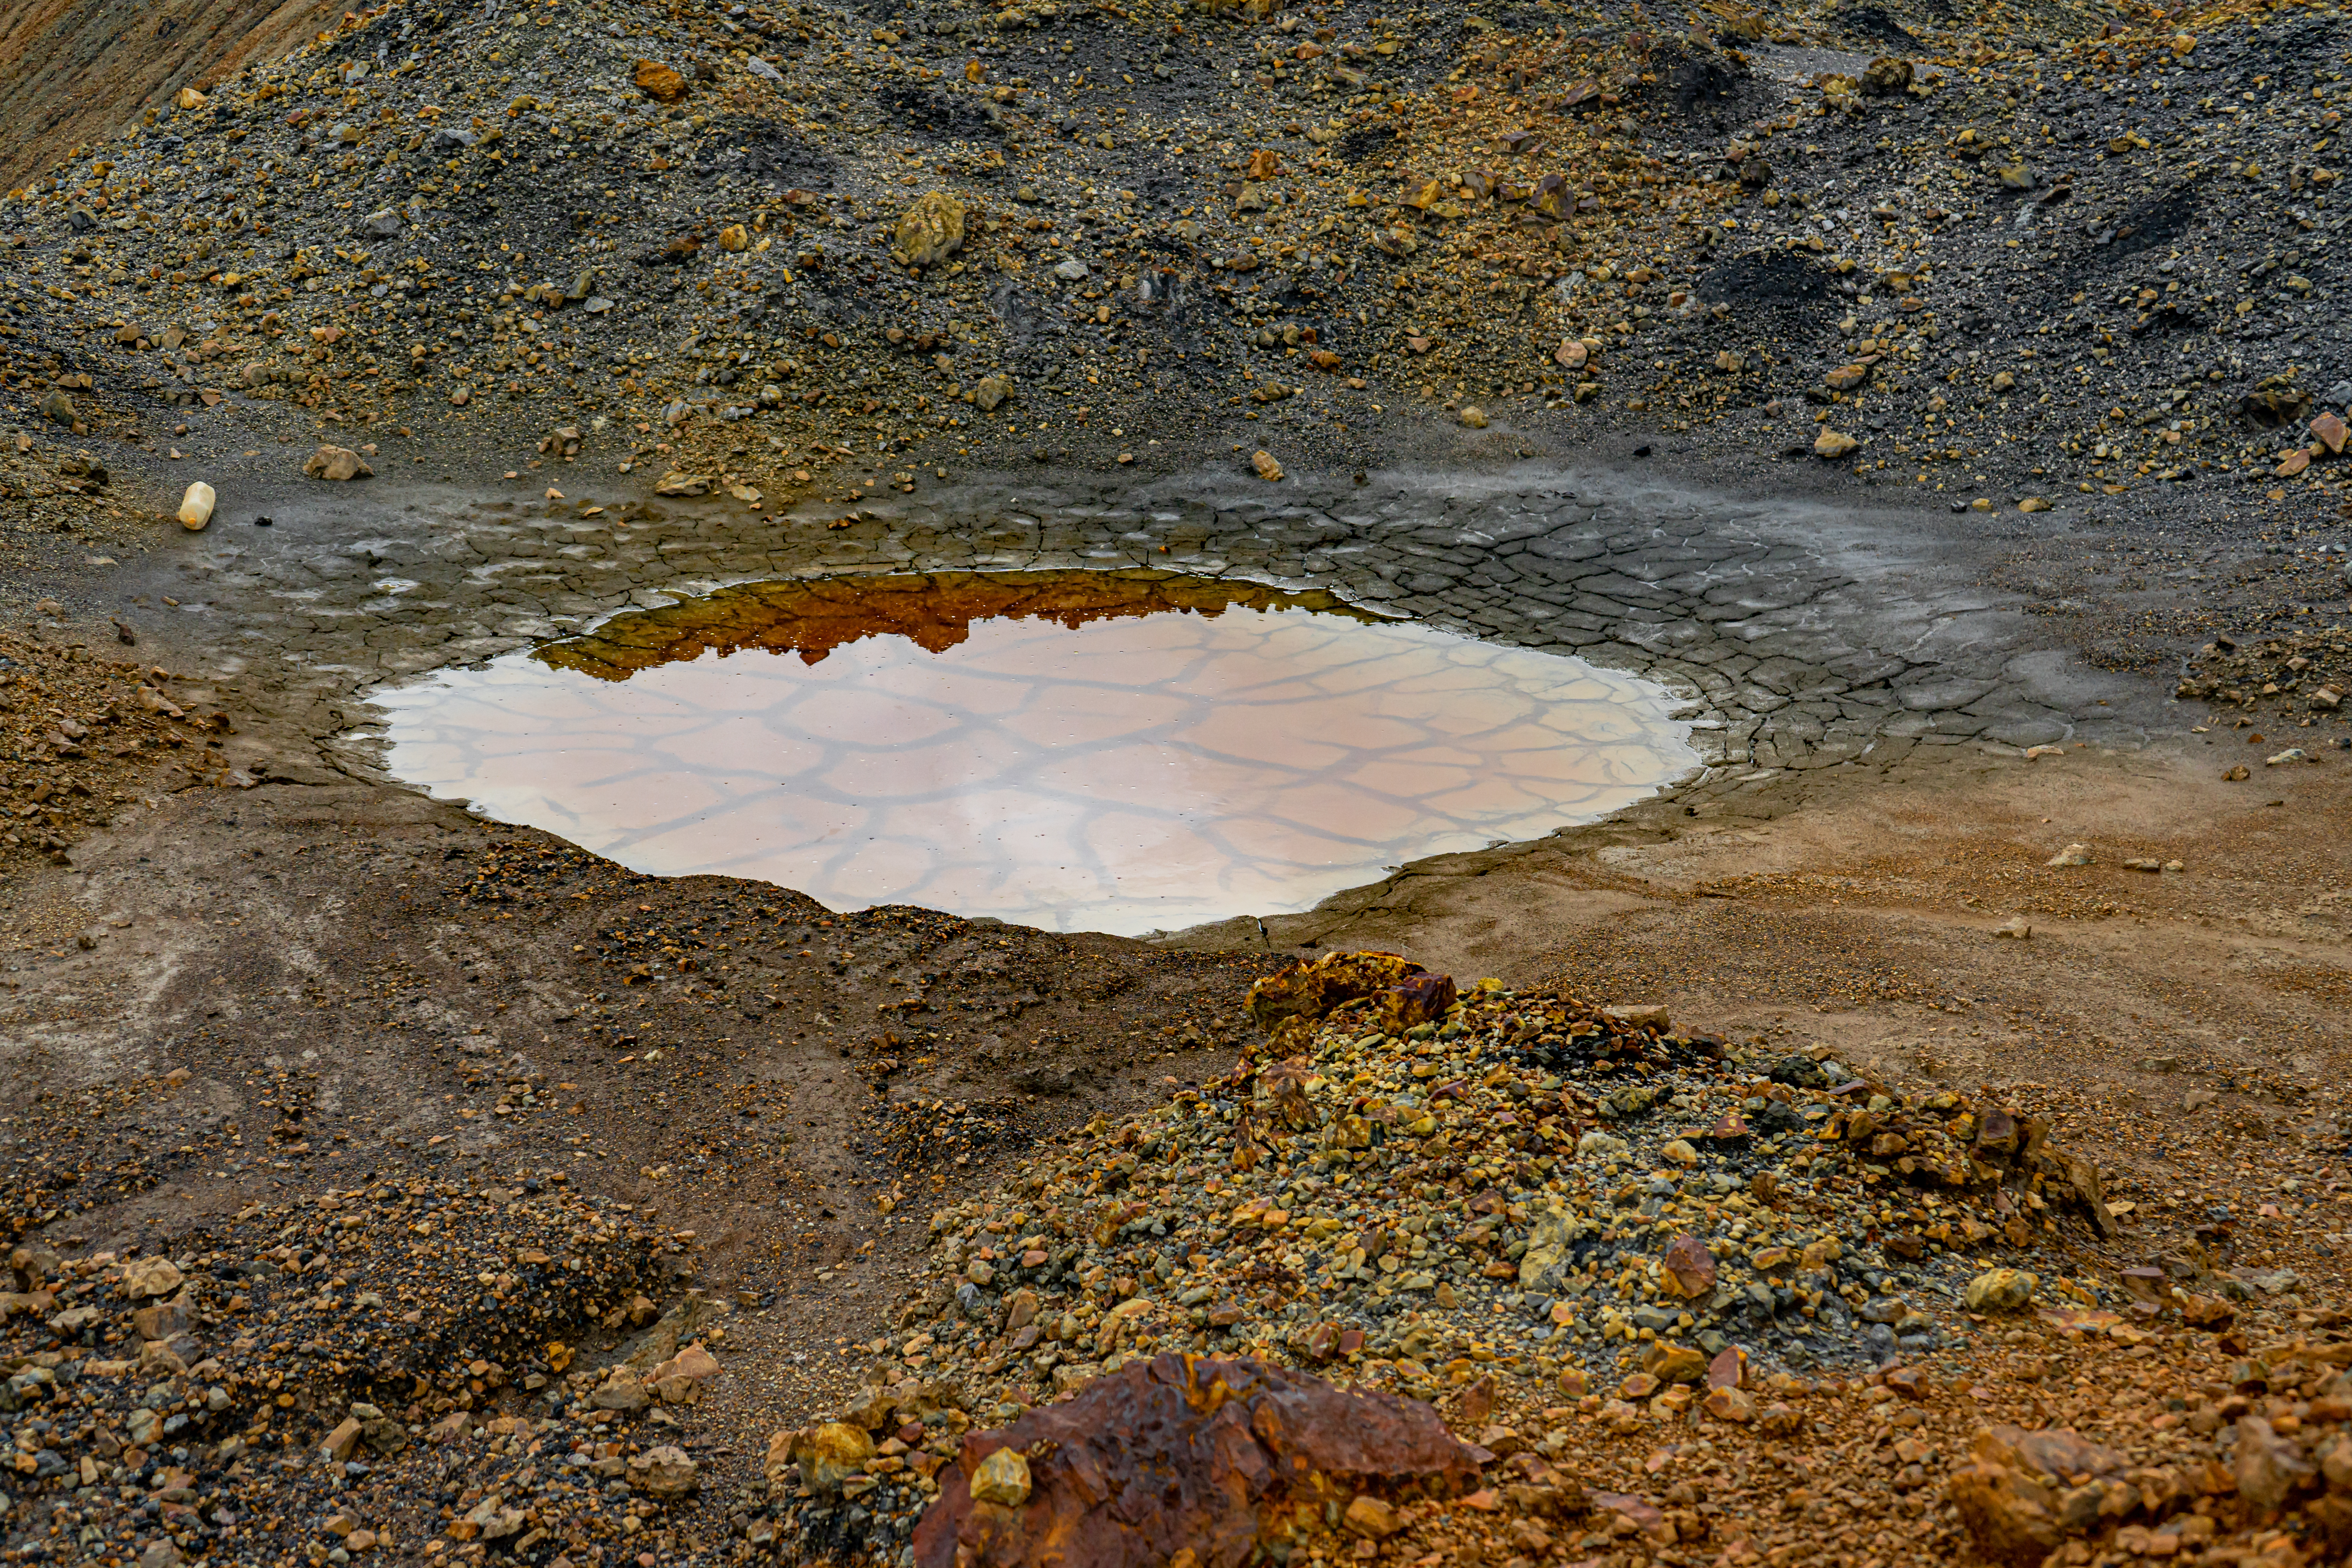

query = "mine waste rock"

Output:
[[910, 1353, 1481, 1568], [763, 950, 2142, 1564]]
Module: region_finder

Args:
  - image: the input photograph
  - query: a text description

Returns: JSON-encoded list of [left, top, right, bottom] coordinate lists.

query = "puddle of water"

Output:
[[372, 571, 1697, 934]]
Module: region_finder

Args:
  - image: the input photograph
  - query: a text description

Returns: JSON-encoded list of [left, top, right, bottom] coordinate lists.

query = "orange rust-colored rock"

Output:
[[634, 58, 689, 101], [1948, 1460, 2065, 1567], [911, 1353, 1480, 1568], [1950, 1425, 2158, 1565], [1245, 950, 1458, 1051], [1662, 1234, 1717, 1298]]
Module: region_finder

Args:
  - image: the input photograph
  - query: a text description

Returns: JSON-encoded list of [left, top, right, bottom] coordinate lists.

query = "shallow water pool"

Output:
[[372, 571, 1697, 933]]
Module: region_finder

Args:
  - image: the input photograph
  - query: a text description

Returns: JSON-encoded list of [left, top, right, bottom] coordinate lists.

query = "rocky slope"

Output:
[[0, 0, 2347, 540]]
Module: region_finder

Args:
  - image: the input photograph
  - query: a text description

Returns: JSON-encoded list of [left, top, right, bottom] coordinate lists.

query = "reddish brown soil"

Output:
[[0, 0, 340, 190]]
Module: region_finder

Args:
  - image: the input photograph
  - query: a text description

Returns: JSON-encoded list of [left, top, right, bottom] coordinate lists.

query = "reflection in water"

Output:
[[534, 571, 1387, 678], [374, 571, 1697, 934]]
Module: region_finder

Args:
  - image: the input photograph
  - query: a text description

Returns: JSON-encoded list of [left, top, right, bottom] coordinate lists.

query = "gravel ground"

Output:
[[0, 623, 239, 875], [765, 953, 2352, 1568], [0, 0, 2345, 535]]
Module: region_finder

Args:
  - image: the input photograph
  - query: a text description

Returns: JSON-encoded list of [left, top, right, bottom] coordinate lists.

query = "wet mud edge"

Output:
[[94, 455, 2167, 941]]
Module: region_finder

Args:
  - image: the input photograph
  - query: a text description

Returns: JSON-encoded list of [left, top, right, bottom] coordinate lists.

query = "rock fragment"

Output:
[[968, 1446, 1031, 1506], [303, 446, 373, 481], [1964, 1269, 2036, 1312], [895, 192, 967, 267], [120, 1256, 183, 1299], [1861, 56, 1913, 94], [635, 60, 688, 101], [627, 1445, 699, 1499], [773, 1421, 872, 1497]]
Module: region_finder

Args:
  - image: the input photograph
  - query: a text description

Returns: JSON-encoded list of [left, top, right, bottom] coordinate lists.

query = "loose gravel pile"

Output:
[[757, 951, 2185, 1564], [886, 955, 2122, 1406], [2179, 625, 2352, 727], [0, 1180, 730, 1568]]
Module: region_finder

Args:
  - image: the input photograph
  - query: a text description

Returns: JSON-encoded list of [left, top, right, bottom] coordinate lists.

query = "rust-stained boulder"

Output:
[[1245, 951, 1457, 1050], [911, 1353, 1480, 1568]]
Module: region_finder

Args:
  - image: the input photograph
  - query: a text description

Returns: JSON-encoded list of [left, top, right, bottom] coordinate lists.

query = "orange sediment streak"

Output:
[[534, 569, 1389, 681]]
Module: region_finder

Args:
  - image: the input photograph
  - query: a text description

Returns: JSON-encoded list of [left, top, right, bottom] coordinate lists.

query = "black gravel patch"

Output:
[[1704, 248, 1838, 308], [874, 84, 998, 141], [1643, 39, 1753, 117], [732, 120, 840, 192], [1484, 1023, 1726, 1078], [1838, 3, 1921, 45], [2097, 181, 2210, 263]]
